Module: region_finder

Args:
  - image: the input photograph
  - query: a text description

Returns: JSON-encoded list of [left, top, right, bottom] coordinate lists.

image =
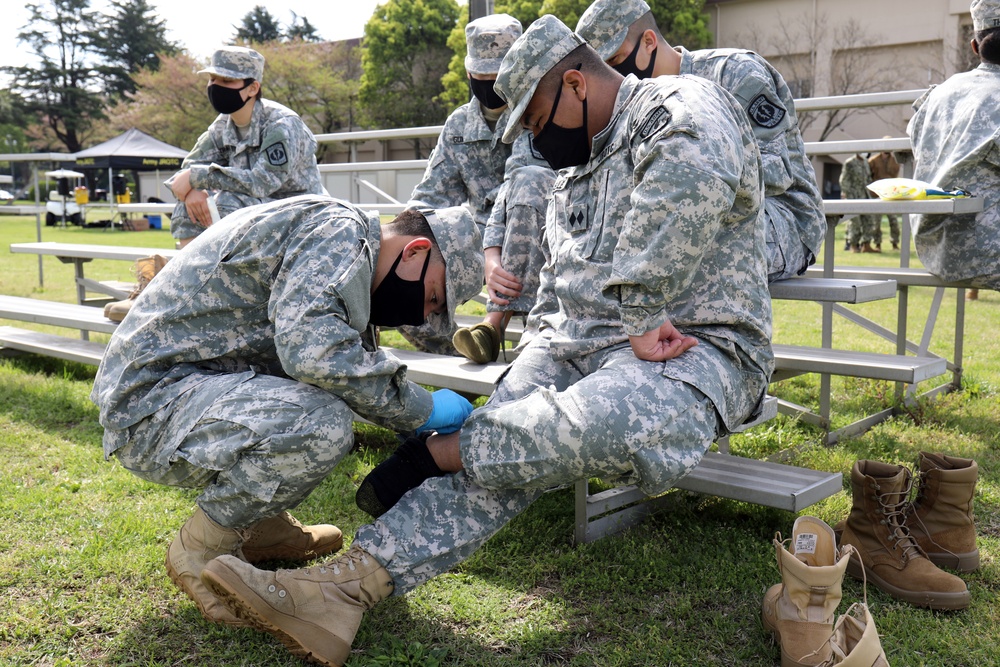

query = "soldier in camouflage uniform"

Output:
[[90, 195, 483, 627], [868, 141, 902, 250], [839, 153, 880, 252], [200, 17, 772, 665], [166, 47, 325, 248], [576, 0, 825, 283], [104, 47, 327, 322], [908, 0, 1000, 297], [404, 15, 555, 361]]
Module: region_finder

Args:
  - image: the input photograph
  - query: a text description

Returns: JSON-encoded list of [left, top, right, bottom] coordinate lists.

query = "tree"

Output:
[[539, 0, 711, 47], [438, 4, 473, 110], [92, 0, 179, 100], [255, 40, 362, 161], [103, 52, 218, 151], [3, 0, 106, 153], [234, 5, 283, 44], [358, 0, 459, 139], [0, 90, 30, 188], [287, 12, 322, 42]]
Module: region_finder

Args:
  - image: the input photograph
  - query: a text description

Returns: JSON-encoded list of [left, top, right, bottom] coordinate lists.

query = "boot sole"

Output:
[[846, 555, 970, 610], [164, 551, 251, 628], [202, 562, 351, 667]]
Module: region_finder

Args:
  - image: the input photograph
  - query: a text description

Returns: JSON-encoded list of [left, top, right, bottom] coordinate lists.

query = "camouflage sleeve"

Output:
[[190, 116, 318, 199], [269, 222, 432, 430], [720, 57, 794, 196], [607, 108, 740, 336], [408, 137, 469, 210], [484, 133, 551, 249], [524, 213, 557, 331], [181, 124, 225, 168]]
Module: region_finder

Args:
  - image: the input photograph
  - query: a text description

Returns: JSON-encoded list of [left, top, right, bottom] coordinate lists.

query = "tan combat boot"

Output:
[[240, 511, 344, 564], [837, 460, 969, 610], [904, 452, 979, 572], [103, 254, 169, 322], [202, 544, 394, 667], [762, 516, 852, 667], [823, 603, 890, 666], [165, 507, 249, 627], [452, 322, 501, 364]]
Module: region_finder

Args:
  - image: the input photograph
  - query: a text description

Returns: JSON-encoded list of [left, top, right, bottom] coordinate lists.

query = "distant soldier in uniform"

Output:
[[104, 47, 327, 323], [90, 195, 483, 628], [576, 0, 824, 283], [167, 46, 325, 249], [868, 139, 902, 250], [405, 14, 555, 362], [840, 153, 880, 253], [200, 17, 772, 666], [908, 0, 1000, 300]]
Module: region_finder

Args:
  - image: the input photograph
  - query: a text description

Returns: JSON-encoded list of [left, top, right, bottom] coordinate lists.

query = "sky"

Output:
[[0, 0, 391, 74]]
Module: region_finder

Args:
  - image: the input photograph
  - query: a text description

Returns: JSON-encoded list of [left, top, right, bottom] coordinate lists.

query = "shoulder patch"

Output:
[[450, 135, 464, 143], [264, 142, 289, 166], [528, 135, 545, 161], [638, 106, 671, 140], [747, 94, 786, 129]]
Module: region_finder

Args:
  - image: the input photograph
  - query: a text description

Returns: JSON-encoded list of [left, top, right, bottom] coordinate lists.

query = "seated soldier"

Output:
[[908, 0, 1000, 299], [103, 46, 326, 322]]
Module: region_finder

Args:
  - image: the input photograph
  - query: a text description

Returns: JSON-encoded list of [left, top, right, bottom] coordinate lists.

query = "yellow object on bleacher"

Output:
[[867, 178, 970, 200]]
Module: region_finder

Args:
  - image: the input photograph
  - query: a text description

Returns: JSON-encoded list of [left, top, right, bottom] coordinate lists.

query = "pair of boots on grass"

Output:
[[763, 452, 979, 666]]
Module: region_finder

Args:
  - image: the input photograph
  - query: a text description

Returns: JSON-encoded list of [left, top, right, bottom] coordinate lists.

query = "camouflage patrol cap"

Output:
[[495, 15, 586, 144], [465, 14, 522, 75], [972, 0, 1000, 30], [417, 206, 484, 329], [198, 46, 265, 81], [576, 0, 652, 61]]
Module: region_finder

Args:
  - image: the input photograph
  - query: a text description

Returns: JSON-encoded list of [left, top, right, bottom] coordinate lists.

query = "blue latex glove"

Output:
[[417, 389, 474, 435]]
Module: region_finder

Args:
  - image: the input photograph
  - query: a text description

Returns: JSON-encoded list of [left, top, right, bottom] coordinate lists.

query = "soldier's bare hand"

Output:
[[628, 320, 698, 362], [184, 189, 212, 228], [484, 248, 522, 305], [168, 168, 192, 200]]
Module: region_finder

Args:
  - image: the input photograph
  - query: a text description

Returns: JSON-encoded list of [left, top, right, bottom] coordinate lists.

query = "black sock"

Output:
[[355, 435, 446, 518]]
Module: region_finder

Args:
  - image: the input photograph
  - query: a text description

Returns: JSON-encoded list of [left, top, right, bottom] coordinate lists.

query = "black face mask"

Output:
[[207, 81, 253, 115], [612, 40, 657, 79], [532, 66, 590, 171], [369, 250, 431, 327], [469, 77, 506, 110]]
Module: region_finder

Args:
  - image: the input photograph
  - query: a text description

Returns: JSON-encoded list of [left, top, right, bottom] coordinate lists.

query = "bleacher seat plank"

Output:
[[0, 295, 119, 334], [805, 266, 973, 289], [578, 451, 844, 541], [768, 276, 896, 303], [0, 326, 106, 365], [383, 347, 505, 396], [468, 275, 897, 311], [772, 343, 947, 384]]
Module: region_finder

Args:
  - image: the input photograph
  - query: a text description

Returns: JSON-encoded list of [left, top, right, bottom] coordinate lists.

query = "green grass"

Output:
[[0, 213, 998, 666]]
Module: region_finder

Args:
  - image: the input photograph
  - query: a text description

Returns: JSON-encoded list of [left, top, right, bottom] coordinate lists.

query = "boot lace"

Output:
[[308, 547, 371, 577], [874, 478, 923, 560]]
